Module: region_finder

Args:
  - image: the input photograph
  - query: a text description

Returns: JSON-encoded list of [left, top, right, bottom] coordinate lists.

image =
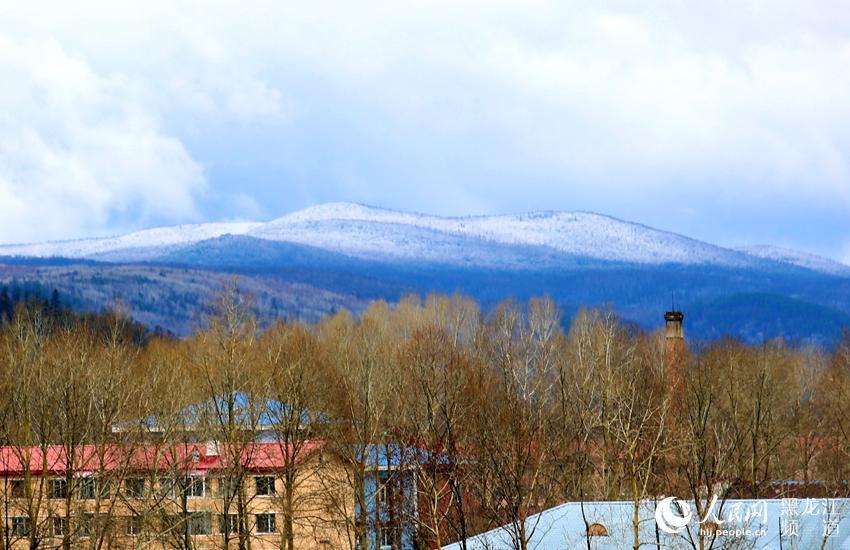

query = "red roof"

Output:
[[0, 441, 326, 476]]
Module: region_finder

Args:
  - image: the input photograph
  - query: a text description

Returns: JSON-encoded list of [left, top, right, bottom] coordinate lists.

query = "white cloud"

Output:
[[0, 0, 848, 256], [0, 35, 206, 243], [0, 2, 287, 243]]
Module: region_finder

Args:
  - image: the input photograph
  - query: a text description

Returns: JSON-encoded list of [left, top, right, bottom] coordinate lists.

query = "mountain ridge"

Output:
[[1, 202, 845, 277], [2, 202, 849, 343]]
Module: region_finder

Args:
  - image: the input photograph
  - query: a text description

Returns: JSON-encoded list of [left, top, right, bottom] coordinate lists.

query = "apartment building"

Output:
[[0, 441, 358, 549]]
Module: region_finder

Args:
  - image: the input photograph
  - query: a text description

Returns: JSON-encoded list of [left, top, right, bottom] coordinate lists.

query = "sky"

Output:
[[0, 1, 849, 262]]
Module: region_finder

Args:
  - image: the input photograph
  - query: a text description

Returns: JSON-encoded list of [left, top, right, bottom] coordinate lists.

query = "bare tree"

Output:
[[604, 331, 669, 550], [316, 302, 401, 550], [255, 320, 324, 550], [394, 322, 479, 549], [189, 284, 264, 550], [677, 341, 746, 550], [468, 299, 563, 550]]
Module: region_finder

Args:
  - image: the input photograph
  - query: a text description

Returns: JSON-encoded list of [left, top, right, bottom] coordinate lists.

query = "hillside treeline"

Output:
[[1, 287, 850, 550]]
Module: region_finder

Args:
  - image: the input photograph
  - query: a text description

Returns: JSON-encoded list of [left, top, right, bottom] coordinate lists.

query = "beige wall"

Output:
[[0, 453, 356, 550]]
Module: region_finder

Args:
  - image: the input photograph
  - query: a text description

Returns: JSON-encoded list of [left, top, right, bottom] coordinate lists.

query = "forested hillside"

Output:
[[2, 204, 849, 342]]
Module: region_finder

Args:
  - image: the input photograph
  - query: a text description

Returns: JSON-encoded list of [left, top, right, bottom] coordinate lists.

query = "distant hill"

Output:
[[0, 261, 367, 335], [687, 293, 850, 344], [1, 203, 848, 343]]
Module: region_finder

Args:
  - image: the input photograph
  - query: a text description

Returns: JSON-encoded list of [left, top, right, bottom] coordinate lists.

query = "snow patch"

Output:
[[735, 245, 850, 276], [0, 202, 845, 276]]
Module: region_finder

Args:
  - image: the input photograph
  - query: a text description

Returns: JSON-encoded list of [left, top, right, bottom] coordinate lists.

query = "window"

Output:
[[188, 512, 211, 535], [79, 478, 97, 500], [79, 513, 96, 537], [378, 525, 396, 549], [587, 522, 608, 537], [256, 513, 276, 534], [127, 515, 143, 536], [49, 479, 67, 499], [125, 478, 145, 498], [10, 479, 25, 499], [376, 481, 388, 505], [11, 517, 30, 537], [161, 514, 181, 532], [49, 517, 66, 537], [255, 476, 275, 496], [375, 471, 390, 506], [77, 478, 109, 499], [160, 478, 177, 498], [219, 513, 242, 535], [217, 477, 239, 499], [185, 476, 206, 498]]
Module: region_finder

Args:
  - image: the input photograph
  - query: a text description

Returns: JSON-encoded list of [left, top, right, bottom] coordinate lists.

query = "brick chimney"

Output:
[[664, 310, 685, 397]]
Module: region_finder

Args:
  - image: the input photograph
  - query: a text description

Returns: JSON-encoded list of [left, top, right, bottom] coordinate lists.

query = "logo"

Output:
[[655, 496, 693, 534]]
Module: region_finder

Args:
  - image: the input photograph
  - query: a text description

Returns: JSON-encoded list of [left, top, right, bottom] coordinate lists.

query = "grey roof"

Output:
[[443, 498, 850, 549]]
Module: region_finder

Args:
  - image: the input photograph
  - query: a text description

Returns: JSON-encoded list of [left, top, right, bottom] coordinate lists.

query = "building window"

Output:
[[255, 476, 275, 496], [78, 478, 109, 500], [125, 478, 145, 498], [587, 522, 608, 537], [127, 515, 143, 536], [49, 479, 67, 499], [160, 478, 177, 498], [11, 517, 30, 537], [375, 470, 391, 506], [80, 513, 96, 537], [376, 481, 388, 505], [162, 514, 181, 533], [219, 513, 242, 535], [185, 476, 206, 498], [49, 517, 66, 537], [188, 512, 212, 535], [378, 525, 396, 549], [217, 477, 240, 499], [79, 478, 97, 500], [10, 479, 25, 498], [256, 513, 276, 534]]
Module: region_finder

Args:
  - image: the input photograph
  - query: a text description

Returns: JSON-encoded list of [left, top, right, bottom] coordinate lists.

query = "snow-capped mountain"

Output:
[[735, 245, 850, 277], [2, 202, 850, 343], [0, 202, 846, 276], [0, 222, 260, 262], [249, 203, 754, 267]]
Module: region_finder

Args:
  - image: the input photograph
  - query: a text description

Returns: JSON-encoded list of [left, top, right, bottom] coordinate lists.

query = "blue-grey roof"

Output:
[[114, 391, 314, 433], [355, 443, 454, 469], [443, 498, 850, 549]]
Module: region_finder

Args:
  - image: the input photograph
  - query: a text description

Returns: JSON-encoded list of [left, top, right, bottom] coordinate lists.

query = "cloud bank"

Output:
[[0, 1, 848, 259]]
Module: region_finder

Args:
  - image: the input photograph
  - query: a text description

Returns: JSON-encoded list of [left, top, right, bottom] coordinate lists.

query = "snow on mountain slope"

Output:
[[0, 222, 260, 261], [248, 202, 756, 266], [0, 202, 844, 275], [735, 245, 850, 276]]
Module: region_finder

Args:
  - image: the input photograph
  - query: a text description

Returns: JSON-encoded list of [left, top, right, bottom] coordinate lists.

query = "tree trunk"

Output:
[[283, 474, 295, 550], [632, 468, 640, 550], [355, 465, 368, 550]]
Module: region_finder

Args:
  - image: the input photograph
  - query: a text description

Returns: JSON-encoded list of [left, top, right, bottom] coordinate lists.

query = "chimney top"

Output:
[[664, 311, 684, 323]]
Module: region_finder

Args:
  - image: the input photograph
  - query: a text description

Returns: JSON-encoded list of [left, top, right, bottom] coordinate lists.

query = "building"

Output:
[[0, 438, 423, 549], [0, 441, 358, 549], [441, 498, 850, 549]]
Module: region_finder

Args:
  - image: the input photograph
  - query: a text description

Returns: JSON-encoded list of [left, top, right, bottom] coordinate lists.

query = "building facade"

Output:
[[0, 442, 367, 549]]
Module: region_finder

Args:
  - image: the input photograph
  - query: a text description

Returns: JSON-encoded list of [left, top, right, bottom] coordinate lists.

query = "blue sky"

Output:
[[0, 1, 848, 262]]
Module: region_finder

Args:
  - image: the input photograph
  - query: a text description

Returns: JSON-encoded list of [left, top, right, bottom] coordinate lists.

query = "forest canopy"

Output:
[[1, 287, 849, 550]]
